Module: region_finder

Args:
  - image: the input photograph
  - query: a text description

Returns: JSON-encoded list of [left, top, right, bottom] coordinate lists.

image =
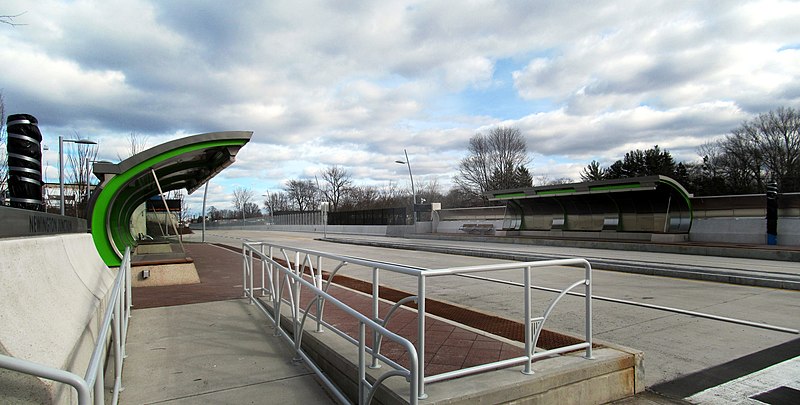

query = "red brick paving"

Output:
[[131, 243, 244, 309], [133, 242, 589, 378]]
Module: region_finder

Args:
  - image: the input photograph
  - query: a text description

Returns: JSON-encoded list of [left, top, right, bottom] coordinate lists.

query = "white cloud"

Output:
[[2, 0, 799, 210]]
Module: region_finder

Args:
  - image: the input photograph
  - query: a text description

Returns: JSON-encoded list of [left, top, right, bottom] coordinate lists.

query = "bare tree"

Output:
[[65, 133, 99, 217], [416, 178, 445, 205], [735, 107, 800, 191], [207, 206, 221, 221], [165, 189, 191, 225], [441, 185, 483, 208], [318, 165, 352, 212], [285, 179, 317, 211], [1, 12, 25, 27], [340, 185, 379, 210], [117, 131, 149, 161], [375, 181, 407, 208], [232, 187, 255, 220], [545, 177, 574, 185], [243, 201, 261, 218], [696, 108, 798, 194], [263, 190, 290, 216], [454, 126, 531, 200]]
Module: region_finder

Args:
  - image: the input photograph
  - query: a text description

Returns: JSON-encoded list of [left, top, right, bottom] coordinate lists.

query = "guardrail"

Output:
[[242, 241, 593, 403], [0, 247, 132, 405]]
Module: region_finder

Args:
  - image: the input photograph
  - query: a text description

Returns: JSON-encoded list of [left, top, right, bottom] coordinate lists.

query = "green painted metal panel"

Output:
[[493, 192, 527, 199], [91, 139, 248, 266], [537, 188, 575, 195], [589, 183, 642, 191]]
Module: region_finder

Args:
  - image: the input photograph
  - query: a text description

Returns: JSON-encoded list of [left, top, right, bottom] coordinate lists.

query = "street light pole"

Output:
[[58, 135, 97, 216], [59, 135, 64, 215], [395, 149, 416, 224]]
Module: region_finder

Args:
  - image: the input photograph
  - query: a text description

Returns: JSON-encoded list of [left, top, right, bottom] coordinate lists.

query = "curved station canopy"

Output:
[[487, 175, 693, 236], [89, 131, 252, 266]]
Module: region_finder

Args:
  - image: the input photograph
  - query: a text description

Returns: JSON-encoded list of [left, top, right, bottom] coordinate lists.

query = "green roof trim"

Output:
[[589, 183, 642, 191], [493, 192, 527, 199], [537, 188, 576, 195]]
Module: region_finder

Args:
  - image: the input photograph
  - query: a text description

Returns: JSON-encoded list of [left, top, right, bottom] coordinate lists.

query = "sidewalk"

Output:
[[121, 243, 334, 404], [120, 300, 333, 404]]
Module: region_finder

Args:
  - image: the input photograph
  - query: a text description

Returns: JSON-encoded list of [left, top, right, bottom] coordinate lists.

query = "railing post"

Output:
[[249, 248, 254, 305], [126, 251, 132, 317], [260, 243, 267, 297], [585, 261, 593, 359], [292, 251, 302, 360], [242, 245, 248, 299], [417, 274, 427, 399], [272, 247, 281, 336], [113, 283, 123, 394], [315, 255, 324, 333], [523, 265, 533, 375], [122, 257, 130, 359], [358, 322, 367, 405], [269, 246, 275, 300], [370, 267, 381, 368], [94, 362, 104, 405]]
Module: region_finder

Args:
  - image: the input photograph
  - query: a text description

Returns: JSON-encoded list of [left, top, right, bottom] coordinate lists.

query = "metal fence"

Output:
[[0, 247, 132, 405], [241, 241, 593, 403], [273, 210, 324, 225], [328, 207, 407, 225]]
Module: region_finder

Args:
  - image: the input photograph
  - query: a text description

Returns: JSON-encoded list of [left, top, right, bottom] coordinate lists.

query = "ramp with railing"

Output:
[[241, 241, 602, 404]]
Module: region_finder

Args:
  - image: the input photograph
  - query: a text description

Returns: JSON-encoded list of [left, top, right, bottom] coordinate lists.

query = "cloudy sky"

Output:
[[2, 1, 799, 212]]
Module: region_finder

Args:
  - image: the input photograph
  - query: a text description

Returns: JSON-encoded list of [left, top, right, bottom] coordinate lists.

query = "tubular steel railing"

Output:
[[241, 241, 593, 403], [0, 247, 132, 405]]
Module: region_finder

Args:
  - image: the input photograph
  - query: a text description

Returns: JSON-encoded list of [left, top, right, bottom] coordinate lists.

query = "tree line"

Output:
[[203, 106, 799, 221], [581, 107, 800, 196]]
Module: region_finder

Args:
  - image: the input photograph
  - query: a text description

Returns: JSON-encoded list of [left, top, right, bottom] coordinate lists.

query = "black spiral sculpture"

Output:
[[7, 114, 44, 211]]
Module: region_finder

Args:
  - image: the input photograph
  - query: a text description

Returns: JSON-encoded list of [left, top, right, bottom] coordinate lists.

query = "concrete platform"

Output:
[[120, 242, 644, 404], [119, 299, 333, 404]]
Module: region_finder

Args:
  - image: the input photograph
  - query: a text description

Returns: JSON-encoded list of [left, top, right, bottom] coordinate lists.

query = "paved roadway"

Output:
[[186, 230, 799, 403]]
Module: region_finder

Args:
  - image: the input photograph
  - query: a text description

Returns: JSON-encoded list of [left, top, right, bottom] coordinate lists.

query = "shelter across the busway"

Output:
[[486, 176, 693, 242]]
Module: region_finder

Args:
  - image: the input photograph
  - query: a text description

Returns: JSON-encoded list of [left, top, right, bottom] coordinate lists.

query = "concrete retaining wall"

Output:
[[0, 206, 87, 238], [0, 234, 115, 404], [690, 217, 800, 246]]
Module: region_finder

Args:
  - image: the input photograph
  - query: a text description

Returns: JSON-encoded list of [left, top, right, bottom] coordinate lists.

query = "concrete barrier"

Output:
[[0, 234, 115, 404], [690, 217, 800, 246]]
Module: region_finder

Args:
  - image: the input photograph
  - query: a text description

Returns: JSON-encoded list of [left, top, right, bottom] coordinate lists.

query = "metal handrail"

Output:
[[0, 247, 132, 405], [242, 242, 419, 405], [242, 241, 593, 402]]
